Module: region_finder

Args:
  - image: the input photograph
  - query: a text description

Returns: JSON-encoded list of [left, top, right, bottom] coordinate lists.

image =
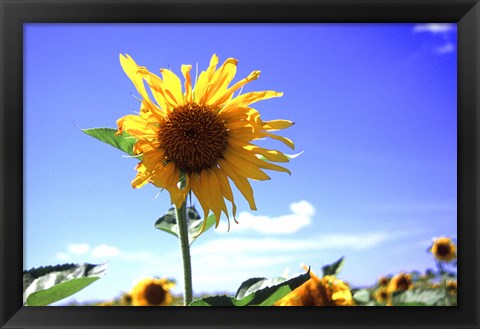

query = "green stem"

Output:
[[437, 261, 445, 275], [176, 201, 193, 305]]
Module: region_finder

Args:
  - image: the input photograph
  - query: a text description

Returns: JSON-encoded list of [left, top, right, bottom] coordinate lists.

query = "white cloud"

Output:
[[413, 24, 456, 55], [290, 200, 315, 216], [91, 244, 121, 258], [67, 243, 91, 255], [192, 232, 391, 258], [413, 23, 455, 34], [436, 42, 455, 54], [55, 243, 160, 263], [216, 200, 314, 234]]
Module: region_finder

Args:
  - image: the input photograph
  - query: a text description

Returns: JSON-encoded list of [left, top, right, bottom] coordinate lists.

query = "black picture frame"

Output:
[[1, 0, 479, 328]]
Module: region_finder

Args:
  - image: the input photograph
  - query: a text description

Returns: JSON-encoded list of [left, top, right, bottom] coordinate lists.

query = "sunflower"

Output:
[[120, 292, 133, 306], [130, 277, 174, 306], [387, 272, 413, 293], [377, 276, 390, 287], [429, 236, 457, 263], [446, 279, 457, 295], [374, 287, 390, 304], [116, 54, 294, 231], [275, 270, 353, 306]]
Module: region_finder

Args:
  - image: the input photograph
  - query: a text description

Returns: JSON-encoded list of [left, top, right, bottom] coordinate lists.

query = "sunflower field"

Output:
[[23, 234, 457, 307]]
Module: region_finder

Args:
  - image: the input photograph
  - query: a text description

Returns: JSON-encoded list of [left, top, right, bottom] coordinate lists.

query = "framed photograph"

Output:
[[1, 0, 479, 328]]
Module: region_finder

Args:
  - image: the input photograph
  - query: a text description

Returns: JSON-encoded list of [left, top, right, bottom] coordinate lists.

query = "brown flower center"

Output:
[[144, 283, 166, 305], [379, 277, 389, 286], [446, 281, 457, 294], [395, 276, 411, 291], [122, 294, 132, 304], [159, 103, 228, 174], [435, 243, 452, 257]]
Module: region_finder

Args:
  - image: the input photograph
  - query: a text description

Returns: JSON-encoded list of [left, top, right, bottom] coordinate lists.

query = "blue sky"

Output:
[[23, 23, 457, 304]]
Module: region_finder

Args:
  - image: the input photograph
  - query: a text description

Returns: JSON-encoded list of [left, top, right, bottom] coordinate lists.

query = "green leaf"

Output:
[[189, 269, 311, 306], [81, 127, 139, 158], [24, 262, 108, 306], [188, 295, 237, 306], [352, 289, 371, 304], [391, 288, 447, 306], [23, 263, 77, 292], [188, 214, 216, 241], [154, 206, 216, 244], [234, 278, 267, 299], [321, 256, 345, 277], [154, 207, 182, 238], [27, 277, 100, 306]]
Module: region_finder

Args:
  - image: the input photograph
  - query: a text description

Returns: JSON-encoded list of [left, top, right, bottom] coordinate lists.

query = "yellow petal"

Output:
[[218, 159, 257, 210], [160, 69, 184, 107], [154, 163, 178, 189], [261, 132, 295, 150], [227, 121, 258, 132], [168, 187, 187, 209], [218, 105, 252, 121], [246, 109, 263, 124], [212, 70, 261, 108], [227, 130, 263, 144], [138, 100, 166, 121], [131, 169, 151, 188], [190, 173, 211, 227], [159, 167, 188, 208], [223, 148, 271, 180], [263, 119, 294, 131], [203, 58, 238, 106], [181, 65, 193, 103], [136, 68, 171, 113], [120, 54, 151, 103], [227, 138, 289, 163], [214, 167, 237, 220], [202, 170, 224, 228], [140, 150, 166, 171], [228, 147, 291, 175], [244, 144, 290, 163], [133, 140, 160, 154], [116, 114, 159, 140], [221, 90, 283, 114], [194, 54, 219, 103]]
